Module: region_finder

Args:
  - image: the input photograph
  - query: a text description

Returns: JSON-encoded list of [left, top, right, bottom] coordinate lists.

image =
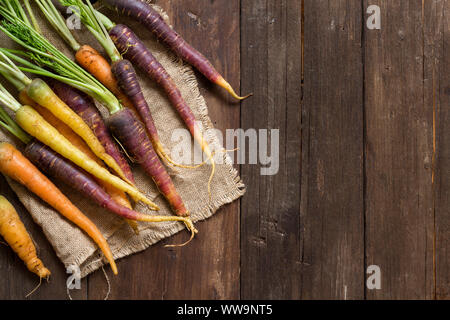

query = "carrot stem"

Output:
[[35, 0, 80, 51], [0, 5, 122, 114], [0, 103, 31, 144], [23, 0, 42, 34]]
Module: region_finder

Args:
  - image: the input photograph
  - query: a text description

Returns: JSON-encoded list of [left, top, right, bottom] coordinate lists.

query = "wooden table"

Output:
[[0, 0, 448, 300]]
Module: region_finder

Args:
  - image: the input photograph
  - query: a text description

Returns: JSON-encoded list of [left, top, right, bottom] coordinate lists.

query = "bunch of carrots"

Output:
[[0, 0, 250, 282]]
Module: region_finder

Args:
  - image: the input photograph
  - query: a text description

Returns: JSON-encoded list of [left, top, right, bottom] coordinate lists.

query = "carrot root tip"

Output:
[[25, 277, 43, 298], [216, 76, 252, 100], [111, 263, 118, 276], [132, 195, 159, 211], [207, 160, 216, 201], [164, 218, 198, 248], [126, 219, 140, 235], [157, 148, 206, 171]]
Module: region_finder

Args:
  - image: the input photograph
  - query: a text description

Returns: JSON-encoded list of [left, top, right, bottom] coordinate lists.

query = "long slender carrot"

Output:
[[23, 141, 197, 238], [101, 0, 252, 100], [25, 78, 131, 185], [46, 79, 135, 184], [19, 90, 138, 233], [0, 142, 118, 275], [15, 105, 158, 209], [111, 59, 205, 169], [108, 108, 188, 216], [109, 24, 216, 197], [0, 195, 51, 279], [111, 60, 173, 165]]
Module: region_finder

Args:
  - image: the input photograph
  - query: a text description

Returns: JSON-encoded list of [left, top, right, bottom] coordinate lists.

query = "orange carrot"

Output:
[[75, 45, 137, 113], [19, 91, 139, 234], [0, 142, 118, 275]]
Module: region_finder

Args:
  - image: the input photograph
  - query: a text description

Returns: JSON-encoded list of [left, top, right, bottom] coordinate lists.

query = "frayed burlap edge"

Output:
[[79, 34, 246, 276]]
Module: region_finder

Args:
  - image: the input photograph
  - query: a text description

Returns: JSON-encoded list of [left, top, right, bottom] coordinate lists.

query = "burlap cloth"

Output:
[[0, 3, 244, 278]]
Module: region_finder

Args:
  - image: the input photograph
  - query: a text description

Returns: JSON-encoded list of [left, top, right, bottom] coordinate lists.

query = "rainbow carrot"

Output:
[[0, 142, 118, 275], [0, 101, 196, 237], [109, 24, 216, 197], [47, 79, 135, 184], [108, 108, 189, 217]]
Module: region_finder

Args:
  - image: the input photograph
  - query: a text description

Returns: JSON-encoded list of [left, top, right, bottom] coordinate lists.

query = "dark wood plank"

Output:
[[364, 0, 434, 299], [0, 175, 87, 300], [432, 0, 450, 300], [298, 0, 364, 300], [87, 0, 241, 300], [240, 0, 303, 299]]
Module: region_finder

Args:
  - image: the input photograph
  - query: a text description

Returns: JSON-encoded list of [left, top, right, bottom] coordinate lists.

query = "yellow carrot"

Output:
[[26, 79, 131, 185], [0, 195, 51, 279], [21, 92, 139, 234], [15, 105, 158, 210]]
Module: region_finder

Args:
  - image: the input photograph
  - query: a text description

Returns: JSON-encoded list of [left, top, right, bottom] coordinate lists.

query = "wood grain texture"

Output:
[[299, 0, 364, 300], [364, 0, 434, 299], [239, 0, 302, 299], [1, 0, 450, 300], [87, 0, 241, 300], [432, 0, 450, 300]]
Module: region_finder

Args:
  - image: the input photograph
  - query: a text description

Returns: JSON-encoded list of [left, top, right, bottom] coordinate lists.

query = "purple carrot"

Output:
[[102, 0, 251, 100], [24, 139, 196, 230], [111, 59, 204, 169], [24, 139, 144, 220], [107, 108, 188, 217], [47, 79, 135, 184], [109, 24, 216, 197]]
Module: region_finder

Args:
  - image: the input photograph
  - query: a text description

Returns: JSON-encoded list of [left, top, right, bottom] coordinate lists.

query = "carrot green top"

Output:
[[0, 1, 123, 114], [35, 0, 81, 51], [0, 81, 32, 144], [59, 0, 122, 62]]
